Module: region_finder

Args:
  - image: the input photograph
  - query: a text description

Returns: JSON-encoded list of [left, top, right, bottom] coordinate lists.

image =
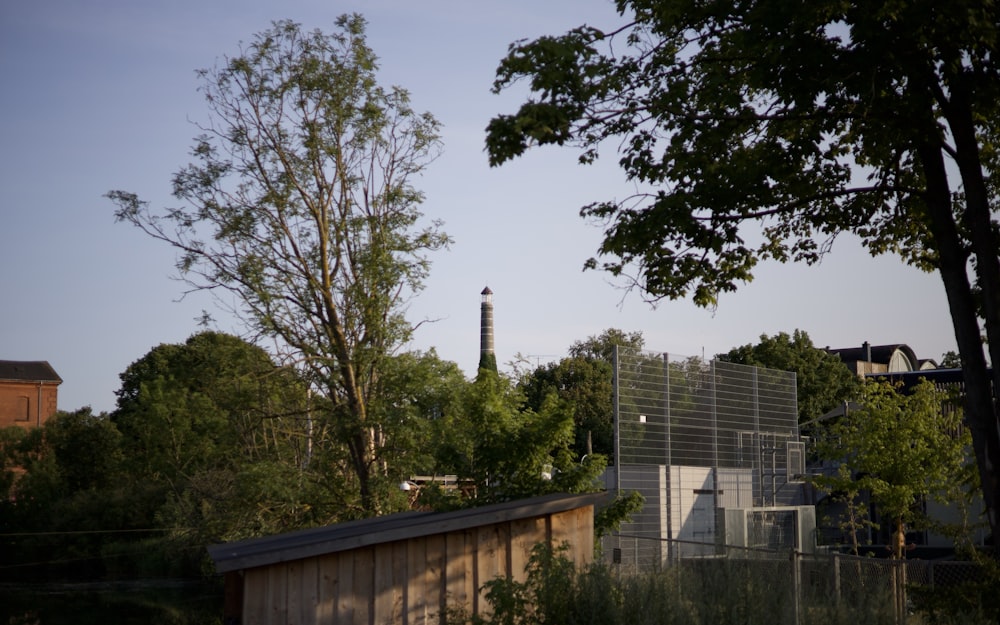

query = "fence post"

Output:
[[791, 549, 802, 625], [833, 552, 841, 606]]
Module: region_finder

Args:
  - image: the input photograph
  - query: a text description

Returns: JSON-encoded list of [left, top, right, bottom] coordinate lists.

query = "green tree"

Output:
[[427, 371, 605, 508], [569, 328, 644, 362], [41, 408, 123, 494], [940, 350, 962, 369], [366, 348, 467, 507], [520, 329, 644, 459], [0, 426, 28, 500], [486, 0, 1000, 545], [112, 332, 322, 540], [108, 15, 449, 515], [718, 330, 860, 423], [4, 408, 123, 513], [813, 380, 975, 558], [0, 409, 140, 579], [522, 356, 614, 459]]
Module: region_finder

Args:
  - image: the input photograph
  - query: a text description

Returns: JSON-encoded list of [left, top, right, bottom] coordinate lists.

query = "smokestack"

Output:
[[480, 287, 494, 356], [479, 287, 497, 373]]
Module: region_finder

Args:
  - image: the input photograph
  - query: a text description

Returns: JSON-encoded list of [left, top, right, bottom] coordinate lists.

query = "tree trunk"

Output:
[[945, 87, 1000, 544], [917, 139, 1000, 553]]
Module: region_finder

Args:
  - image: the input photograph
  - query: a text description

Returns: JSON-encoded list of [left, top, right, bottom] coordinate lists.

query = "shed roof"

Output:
[[208, 491, 605, 574], [0, 360, 62, 384]]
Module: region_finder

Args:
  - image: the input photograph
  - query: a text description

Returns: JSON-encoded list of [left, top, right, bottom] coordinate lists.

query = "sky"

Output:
[[1, 0, 959, 414]]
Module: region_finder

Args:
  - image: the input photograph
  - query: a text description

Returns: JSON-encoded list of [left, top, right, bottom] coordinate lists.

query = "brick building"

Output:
[[0, 360, 61, 429]]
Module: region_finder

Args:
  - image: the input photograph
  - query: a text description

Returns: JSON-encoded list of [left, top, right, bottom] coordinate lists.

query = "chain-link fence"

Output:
[[599, 534, 989, 625]]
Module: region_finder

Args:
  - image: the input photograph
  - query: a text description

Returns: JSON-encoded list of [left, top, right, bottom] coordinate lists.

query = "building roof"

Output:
[[0, 360, 62, 384], [827, 344, 921, 372], [208, 491, 605, 574]]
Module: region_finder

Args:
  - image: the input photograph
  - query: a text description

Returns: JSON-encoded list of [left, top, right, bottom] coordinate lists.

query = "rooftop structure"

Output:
[[0, 360, 61, 429]]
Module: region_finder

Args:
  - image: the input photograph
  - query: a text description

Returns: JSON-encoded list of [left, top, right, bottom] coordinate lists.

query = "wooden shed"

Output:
[[208, 492, 604, 625]]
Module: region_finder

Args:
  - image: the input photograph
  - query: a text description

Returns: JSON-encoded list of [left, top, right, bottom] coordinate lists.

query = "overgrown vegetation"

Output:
[[812, 379, 979, 558], [445, 544, 998, 625], [0, 331, 628, 581]]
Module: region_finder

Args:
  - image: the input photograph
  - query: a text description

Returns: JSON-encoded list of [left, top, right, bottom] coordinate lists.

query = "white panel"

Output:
[[671, 466, 715, 548]]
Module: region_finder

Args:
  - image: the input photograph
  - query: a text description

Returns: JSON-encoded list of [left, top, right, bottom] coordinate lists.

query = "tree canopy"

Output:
[[520, 328, 644, 459], [112, 331, 328, 541], [427, 370, 606, 508], [487, 0, 1000, 546], [813, 380, 976, 558], [109, 15, 449, 514], [0, 333, 477, 578], [718, 330, 859, 423]]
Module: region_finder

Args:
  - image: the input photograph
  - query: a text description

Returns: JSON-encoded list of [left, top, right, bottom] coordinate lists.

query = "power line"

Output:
[[0, 528, 191, 538]]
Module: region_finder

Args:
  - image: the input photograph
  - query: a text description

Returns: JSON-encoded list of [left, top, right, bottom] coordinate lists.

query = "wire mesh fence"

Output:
[[598, 534, 991, 625], [612, 349, 799, 473]]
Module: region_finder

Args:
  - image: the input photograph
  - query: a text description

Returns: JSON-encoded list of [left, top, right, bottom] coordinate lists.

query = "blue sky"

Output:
[[1, 1, 957, 414]]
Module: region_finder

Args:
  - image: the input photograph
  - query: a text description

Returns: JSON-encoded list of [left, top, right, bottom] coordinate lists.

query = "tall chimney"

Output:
[[480, 287, 494, 356], [478, 287, 497, 373]]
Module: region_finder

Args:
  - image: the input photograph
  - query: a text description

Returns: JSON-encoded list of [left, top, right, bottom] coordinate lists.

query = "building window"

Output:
[[15, 396, 29, 422]]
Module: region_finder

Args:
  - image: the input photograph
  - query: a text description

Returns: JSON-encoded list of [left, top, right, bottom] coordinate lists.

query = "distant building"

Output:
[[0, 360, 61, 429], [826, 341, 937, 375]]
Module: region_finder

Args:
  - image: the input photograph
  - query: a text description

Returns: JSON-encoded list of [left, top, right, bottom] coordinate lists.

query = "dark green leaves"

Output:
[[485, 0, 965, 303]]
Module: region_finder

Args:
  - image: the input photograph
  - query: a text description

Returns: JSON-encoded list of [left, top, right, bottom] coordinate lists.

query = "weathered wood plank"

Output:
[[444, 529, 473, 618], [223, 571, 244, 625], [423, 533, 445, 625], [509, 516, 546, 583], [392, 540, 408, 625], [287, 560, 303, 625], [353, 546, 375, 625], [317, 553, 338, 625], [373, 543, 395, 625], [551, 506, 595, 567], [337, 547, 355, 624], [242, 568, 268, 625], [475, 525, 505, 617], [267, 564, 288, 625], [406, 537, 427, 625], [218, 494, 600, 625], [298, 557, 319, 625]]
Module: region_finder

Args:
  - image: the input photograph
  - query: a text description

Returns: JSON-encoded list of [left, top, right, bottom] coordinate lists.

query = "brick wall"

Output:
[[0, 381, 59, 429]]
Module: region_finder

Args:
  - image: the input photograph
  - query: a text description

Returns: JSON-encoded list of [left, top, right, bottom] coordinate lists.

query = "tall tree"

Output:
[[718, 330, 860, 423], [568, 328, 644, 362], [520, 329, 644, 459], [113, 332, 324, 539], [813, 380, 975, 558], [486, 0, 1000, 545], [109, 16, 449, 514], [428, 371, 605, 507]]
